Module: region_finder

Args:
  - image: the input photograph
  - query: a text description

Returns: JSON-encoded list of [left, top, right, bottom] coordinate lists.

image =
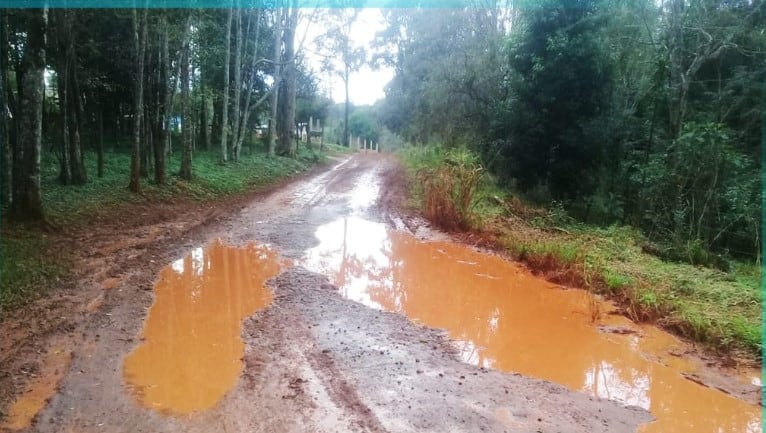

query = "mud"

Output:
[[0, 153, 759, 433]]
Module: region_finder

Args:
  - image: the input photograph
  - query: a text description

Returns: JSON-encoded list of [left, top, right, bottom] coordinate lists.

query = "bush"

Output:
[[416, 148, 484, 231]]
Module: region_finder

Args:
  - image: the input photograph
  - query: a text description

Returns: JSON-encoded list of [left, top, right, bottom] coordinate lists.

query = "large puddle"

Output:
[[304, 216, 761, 433], [123, 240, 284, 414]]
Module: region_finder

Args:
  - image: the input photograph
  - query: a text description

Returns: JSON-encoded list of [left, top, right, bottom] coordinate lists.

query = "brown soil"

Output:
[[1, 153, 748, 433]]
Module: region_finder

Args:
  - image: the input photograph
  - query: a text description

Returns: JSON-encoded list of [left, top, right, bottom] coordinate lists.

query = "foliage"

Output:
[[378, 0, 763, 261], [403, 146, 485, 231], [629, 122, 759, 258]]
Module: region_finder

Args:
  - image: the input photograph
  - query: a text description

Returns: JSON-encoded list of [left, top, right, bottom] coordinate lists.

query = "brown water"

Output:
[[123, 240, 283, 415], [304, 216, 762, 433], [1, 344, 71, 430]]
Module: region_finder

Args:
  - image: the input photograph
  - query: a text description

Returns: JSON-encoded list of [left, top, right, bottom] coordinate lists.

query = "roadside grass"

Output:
[[1, 142, 334, 311], [399, 145, 762, 358], [0, 229, 71, 309], [40, 143, 327, 225]]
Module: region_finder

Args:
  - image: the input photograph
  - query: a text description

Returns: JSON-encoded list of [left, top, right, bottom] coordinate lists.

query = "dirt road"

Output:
[[2, 154, 653, 432]]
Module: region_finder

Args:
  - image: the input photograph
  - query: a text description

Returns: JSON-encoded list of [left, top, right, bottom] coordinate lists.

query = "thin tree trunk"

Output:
[[343, 64, 349, 147], [236, 8, 262, 154], [55, 13, 71, 185], [10, 8, 47, 221], [267, 7, 283, 157], [179, 29, 192, 180], [220, 5, 233, 163], [129, 8, 147, 193], [154, 15, 168, 185], [277, 7, 298, 157], [0, 9, 10, 206], [97, 105, 104, 177], [231, 7, 243, 161], [66, 12, 86, 185], [164, 14, 191, 158]]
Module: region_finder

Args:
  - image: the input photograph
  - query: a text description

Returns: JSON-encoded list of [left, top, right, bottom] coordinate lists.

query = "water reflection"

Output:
[[123, 240, 284, 415], [303, 217, 761, 433]]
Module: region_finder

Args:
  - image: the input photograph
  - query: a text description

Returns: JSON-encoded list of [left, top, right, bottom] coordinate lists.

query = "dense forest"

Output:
[[376, 0, 763, 261], [1, 5, 339, 222]]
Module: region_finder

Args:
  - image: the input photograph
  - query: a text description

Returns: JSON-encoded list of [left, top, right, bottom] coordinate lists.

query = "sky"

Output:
[[298, 9, 394, 106]]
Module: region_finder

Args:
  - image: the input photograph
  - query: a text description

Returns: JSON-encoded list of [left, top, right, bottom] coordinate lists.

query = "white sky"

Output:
[[298, 9, 394, 106]]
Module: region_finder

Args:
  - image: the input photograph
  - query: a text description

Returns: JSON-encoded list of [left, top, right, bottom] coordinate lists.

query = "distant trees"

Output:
[[2, 6, 325, 222], [378, 0, 763, 258], [316, 7, 366, 147]]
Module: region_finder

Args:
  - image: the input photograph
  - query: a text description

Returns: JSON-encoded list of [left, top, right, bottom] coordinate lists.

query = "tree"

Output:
[[317, 7, 365, 147], [51, 9, 87, 185], [179, 17, 193, 180], [9, 8, 47, 221], [276, 6, 299, 157], [128, 8, 148, 193], [220, 5, 232, 163], [1, 11, 10, 206], [267, 6, 284, 157], [501, 0, 611, 198]]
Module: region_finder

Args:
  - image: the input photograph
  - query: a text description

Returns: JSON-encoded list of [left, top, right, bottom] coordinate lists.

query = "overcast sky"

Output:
[[298, 9, 394, 106]]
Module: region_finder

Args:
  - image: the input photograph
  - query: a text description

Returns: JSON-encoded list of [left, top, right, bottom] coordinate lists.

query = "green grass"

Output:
[[399, 145, 762, 358], [40, 143, 327, 225], [2, 142, 333, 310], [0, 230, 71, 309]]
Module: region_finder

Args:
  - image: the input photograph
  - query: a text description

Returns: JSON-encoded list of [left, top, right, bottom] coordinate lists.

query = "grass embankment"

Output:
[[1, 143, 345, 310], [400, 146, 761, 359]]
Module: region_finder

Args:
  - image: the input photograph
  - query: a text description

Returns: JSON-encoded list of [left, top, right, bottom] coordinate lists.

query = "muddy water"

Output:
[[304, 216, 761, 433], [1, 345, 71, 430], [123, 240, 284, 415]]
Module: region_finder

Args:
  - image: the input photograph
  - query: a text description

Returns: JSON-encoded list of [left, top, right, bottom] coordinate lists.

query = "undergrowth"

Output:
[[399, 145, 762, 358]]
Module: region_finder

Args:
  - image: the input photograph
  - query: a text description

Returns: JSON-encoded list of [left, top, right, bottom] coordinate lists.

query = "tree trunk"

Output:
[[129, 8, 147, 193], [97, 105, 104, 177], [154, 15, 168, 185], [343, 63, 349, 147], [277, 7, 298, 157], [231, 7, 243, 161], [66, 15, 86, 185], [267, 7, 283, 157], [220, 5, 233, 163], [54, 13, 71, 185], [9, 8, 47, 221], [179, 33, 192, 180], [237, 9, 263, 155], [0, 10, 10, 206]]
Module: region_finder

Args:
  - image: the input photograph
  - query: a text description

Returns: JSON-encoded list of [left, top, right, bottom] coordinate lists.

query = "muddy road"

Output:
[[1, 154, 760, 433]]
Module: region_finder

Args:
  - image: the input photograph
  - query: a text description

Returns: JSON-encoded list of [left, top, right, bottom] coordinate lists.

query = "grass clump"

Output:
[[401, 146, 485, 231]]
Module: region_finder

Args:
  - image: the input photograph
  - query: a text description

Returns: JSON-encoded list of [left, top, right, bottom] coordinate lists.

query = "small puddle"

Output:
[[2, 345, 72, 430], [303, 216, 761, 433], [123, 240, 284, 415]]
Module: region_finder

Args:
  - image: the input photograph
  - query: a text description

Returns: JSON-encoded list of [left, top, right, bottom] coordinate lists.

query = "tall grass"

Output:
[[406, 146, 484, 231]]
